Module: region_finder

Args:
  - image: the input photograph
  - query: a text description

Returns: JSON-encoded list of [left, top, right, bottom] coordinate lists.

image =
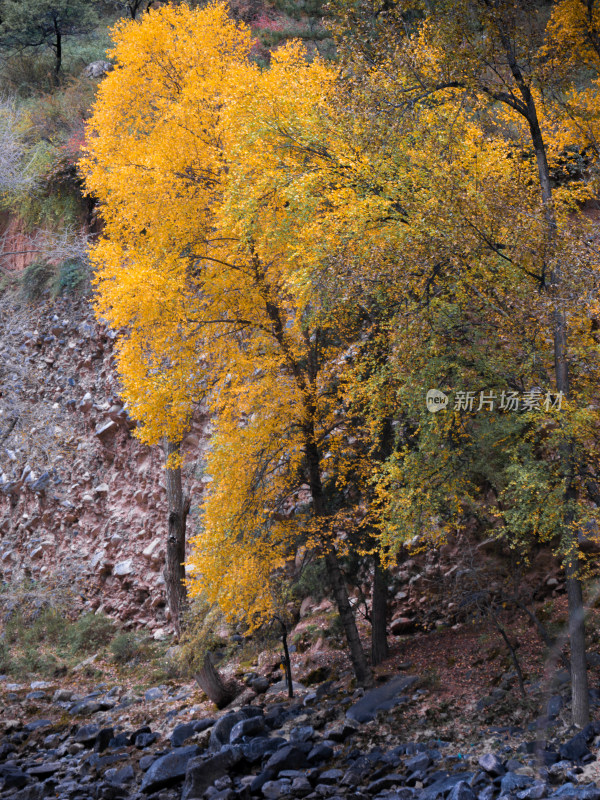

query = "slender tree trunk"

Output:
[[371, 555, 389, 666], [163, 439, 189, 637], [324, 548, 373, 687], [275, 616, 294, 698], [53, 20, 61, 80], [252, 252, 373, 688], [305, 432, 373, 687], [499, 54, 590, 724]]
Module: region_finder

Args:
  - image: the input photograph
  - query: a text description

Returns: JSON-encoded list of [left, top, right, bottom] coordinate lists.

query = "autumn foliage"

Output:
[[83, 0, 600, 700]]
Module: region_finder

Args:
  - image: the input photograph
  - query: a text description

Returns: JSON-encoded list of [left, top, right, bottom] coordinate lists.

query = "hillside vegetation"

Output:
[[2, 0, 600, 735]]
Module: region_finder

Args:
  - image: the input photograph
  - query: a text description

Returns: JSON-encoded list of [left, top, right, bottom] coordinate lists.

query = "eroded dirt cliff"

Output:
[[0, 289, 208, 634]]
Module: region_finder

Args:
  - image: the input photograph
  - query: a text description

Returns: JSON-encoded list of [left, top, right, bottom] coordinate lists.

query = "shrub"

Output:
[[0, 640, 13, 674], [20, 259, 54, 300], [64, 613, 116, 655], [110, 631, 147, 664], [55, 258, 89, 294], [178, 597, 230, 676], [292, 559, 329, 603]]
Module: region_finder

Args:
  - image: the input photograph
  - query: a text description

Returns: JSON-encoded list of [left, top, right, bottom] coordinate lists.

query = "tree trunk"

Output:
[[195, 652, 237, 709], [53, 18, 61, 79], [275, 616, 294, 698], [252, 253, 373, 688], [304, 424, 373, 687], [498, 53, 590, 725], [324, 548, 373, 687], [371, 555, 389, 666], [163, 439, 189, 637], [565, 486, 590, 726]]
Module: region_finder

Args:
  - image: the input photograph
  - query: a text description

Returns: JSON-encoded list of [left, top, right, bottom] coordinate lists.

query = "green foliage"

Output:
[[0, 590, 121, 678], [110, 631, 147, 664], [0, 641, 12, 674], [55, 258, 89, 294], [20, 259, 54, 301], [0, 0, 100, 78], [178, 597, 230, 676], [64, 613, 116, 655], [19, 257, 89, 300], [292, 559, 329, 603]]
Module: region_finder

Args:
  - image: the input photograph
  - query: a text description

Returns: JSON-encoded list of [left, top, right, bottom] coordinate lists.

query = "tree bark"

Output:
[[324, 548, 373, 687], [163, 439, 189, 637], [371, 555, 389, 666], [53, 17, 61, 79], [275, 616, 294, 698], [195, 652, 237, 709], [252, 255, 373, 689], [498, 43, 590, 725]]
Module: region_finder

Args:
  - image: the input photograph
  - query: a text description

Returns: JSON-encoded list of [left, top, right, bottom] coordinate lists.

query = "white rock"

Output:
[[114, 558, 134, 576]]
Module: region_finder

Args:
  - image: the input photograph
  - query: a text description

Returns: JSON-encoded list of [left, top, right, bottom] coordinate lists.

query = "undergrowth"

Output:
[[0, 581, 170, 682]]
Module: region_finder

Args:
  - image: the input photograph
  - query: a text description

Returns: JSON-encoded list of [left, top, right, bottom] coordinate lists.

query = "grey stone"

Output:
[[308, 743, 334, 764], [242, 737, 287, 764], [75, 724, 101, 746], [500, 773, 534, 795], [265, 745, 308, 776], [262, 779, 292, 798], [290, 726, 315, 743], [422, 773, 474, 800], [144, 687, 163, 702], [560, 732, 590, 762], [209, 709, 262, 751], [547, 696, 563, 719], [24, 719, 52, 732], [135, 733, 158, 748], [140, 745, 199, 793], [114, 559, 134, 577], [318, 769, 344, 785], [171, 723, 195, 748], [292, 775, 312, 796], [27, 762, 62, 781], [181, 747, 242, 800], [323, 721, 358, 742], [448, 781, 477, 800], [85, 58, 113, 77], [406, 753, 432, 773], [251, 677, 271, 694], [517, 782, 549, 800], [106, 764, 135, 785], [229, 715, 266, 743], [346, 675, 419, 723], [478, 754, 505, 777]]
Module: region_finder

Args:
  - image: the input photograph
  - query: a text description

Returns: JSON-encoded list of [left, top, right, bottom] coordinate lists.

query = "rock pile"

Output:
[[0, 674, 598, 800], [0, 292, 208, 633]]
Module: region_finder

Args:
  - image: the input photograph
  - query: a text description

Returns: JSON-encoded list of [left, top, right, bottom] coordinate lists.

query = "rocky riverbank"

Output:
[[0, 670, 599, 800]]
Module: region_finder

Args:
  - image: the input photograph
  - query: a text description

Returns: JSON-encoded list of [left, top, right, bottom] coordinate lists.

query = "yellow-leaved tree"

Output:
[[82, 2, 390, 684], [324, 0, 600, 724]]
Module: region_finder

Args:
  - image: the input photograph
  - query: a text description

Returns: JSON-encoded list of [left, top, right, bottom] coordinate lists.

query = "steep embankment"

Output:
[[0, 288, 208, 634]]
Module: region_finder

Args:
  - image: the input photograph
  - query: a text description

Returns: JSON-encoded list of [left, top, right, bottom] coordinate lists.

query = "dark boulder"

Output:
[[181, 747, 242, 800], [346, 675, 419, 723], [140, 745, 200, 793]]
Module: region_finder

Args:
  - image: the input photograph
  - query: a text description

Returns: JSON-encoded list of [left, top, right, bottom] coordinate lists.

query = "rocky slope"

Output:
[[0, 289, 208, 634], [0, 661, 599, 800]]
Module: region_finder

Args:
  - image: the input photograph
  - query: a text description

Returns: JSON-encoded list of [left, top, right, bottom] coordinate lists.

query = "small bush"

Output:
[[0, 641, 13, 674], [20, 259, 54, 301], [65, 613, 116, 655], [178, 597, 230, 676], [55, 258, 89, 295], [110, 631, 147, 664], [292, 559, 329, 603]]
